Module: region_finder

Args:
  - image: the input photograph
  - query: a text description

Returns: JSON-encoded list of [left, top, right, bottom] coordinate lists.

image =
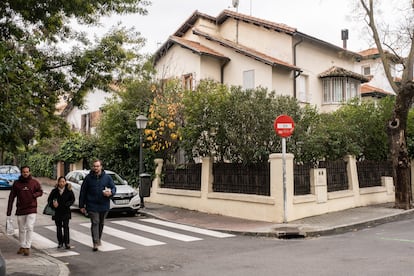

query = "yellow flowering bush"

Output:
[[144, 80, 183, 160]]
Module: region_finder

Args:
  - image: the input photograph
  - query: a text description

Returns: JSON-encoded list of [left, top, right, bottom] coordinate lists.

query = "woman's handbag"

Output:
[[43, 204, 55, 216]]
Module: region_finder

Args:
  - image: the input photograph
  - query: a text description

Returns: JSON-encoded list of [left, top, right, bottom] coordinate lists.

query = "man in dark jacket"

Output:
[[79, 160, 116, 251], [6, 166, 43, 256]]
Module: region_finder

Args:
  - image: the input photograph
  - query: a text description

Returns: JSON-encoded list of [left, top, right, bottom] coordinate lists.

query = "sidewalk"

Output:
[[140, 202, 414, 238], [2, 201, 414, 276]]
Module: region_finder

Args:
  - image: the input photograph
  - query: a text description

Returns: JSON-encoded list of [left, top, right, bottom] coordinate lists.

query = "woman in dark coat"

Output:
[[47, 176, 75, 249]]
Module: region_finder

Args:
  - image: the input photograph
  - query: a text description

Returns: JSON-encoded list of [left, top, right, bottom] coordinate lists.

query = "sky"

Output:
[[81, 0, 400, 55]]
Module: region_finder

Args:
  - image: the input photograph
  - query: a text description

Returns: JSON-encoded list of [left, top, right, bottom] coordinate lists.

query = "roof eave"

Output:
[[295, 32, 363, 60]]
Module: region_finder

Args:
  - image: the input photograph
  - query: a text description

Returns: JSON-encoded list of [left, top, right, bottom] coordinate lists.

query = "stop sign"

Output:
[[274, 115, 295, 138]]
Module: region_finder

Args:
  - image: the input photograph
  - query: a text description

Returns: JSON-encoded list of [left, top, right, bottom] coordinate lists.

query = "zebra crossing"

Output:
[[31, 218, 235, 257]]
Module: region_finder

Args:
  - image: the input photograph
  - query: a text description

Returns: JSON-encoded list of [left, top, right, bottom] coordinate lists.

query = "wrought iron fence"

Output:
[[294, 163, 313, 195], [357, 160, 392, 188], [212, 162, 270, 195], [161, 159, 392, 196], [319, 160, 349, 192], [161, 163, 201, 190]]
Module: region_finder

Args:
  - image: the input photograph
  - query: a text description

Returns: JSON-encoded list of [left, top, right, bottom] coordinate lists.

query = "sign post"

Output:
[[273, 115, 295, 223]]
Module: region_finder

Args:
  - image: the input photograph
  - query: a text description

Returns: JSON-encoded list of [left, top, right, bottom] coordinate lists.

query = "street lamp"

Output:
[[136, 115, 148, 174], [136, 114, 148, 208]]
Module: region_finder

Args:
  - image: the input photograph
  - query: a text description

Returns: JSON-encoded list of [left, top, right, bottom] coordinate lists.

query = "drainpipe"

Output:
[[292, 34, 303, 99]]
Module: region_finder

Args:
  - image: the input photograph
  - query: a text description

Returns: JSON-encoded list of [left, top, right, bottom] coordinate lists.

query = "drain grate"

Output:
[[277, 232, 305, 239]]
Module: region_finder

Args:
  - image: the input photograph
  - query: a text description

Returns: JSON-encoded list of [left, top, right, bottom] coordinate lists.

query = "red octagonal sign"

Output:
[[274, 115, 295, 138]]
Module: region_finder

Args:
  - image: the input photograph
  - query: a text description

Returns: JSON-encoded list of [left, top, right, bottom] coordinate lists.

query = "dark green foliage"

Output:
[[181, 80, 395, 164], [56, 133, 98, 164], [21, 153, 55, 178], [407, 108, 414, 159], [181, 81, 318, 163], [94, 79, 153, 187]]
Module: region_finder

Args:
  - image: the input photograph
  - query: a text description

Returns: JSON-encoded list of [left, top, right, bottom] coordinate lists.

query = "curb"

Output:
[[301, 208, 414, 238], [139, 208, 414, 239], [1, 231, 70, 276]]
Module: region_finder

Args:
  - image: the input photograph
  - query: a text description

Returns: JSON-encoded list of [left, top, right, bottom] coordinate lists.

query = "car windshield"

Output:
[[108, 173, 126, 186], [0, 166, 20, 174]]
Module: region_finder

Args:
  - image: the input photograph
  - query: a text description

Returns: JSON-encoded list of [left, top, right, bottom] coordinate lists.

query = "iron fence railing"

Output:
[[294, 163, 313, 195], [212, 162, 270, 195], [357, 160, 392, 188], [161, 159, 393, 196], [319, 160, 349, 192], [161, 163, 201, 190]]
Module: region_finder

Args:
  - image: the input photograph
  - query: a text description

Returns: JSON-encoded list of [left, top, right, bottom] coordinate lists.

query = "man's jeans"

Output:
[[88, 211, 108, 244]]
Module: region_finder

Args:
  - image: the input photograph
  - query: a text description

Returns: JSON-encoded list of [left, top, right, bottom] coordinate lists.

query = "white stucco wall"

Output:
[[200, 55, 222, 81], [218, 17, 293, 64], [65, 88, 115, 131], [272, 68, 293, 96], [356, 59, 396, 94], [295, 41, 358, 110], [155, 44, 201, 80]]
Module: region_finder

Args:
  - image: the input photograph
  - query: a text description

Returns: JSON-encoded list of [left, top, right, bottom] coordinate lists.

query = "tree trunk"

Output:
[[388, 88, 412, 210], [391, 136, 411, 209]]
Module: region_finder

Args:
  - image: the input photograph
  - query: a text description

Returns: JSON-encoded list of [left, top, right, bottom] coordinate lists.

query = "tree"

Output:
[[96, 79, 153, 186], [0, 0, 150, 160], [359, 0, 414, 209], [145, 79, 184, 163], [332, 98, 393, 161], [181, 80, 320, 164], [181, 80, 231, 161]]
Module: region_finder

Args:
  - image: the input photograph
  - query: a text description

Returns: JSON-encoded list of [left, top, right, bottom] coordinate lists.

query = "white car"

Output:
[[66, 170, 140, 215]]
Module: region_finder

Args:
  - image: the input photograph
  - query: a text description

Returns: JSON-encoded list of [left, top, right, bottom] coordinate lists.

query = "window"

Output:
[[362, 65, 371, 76], [183, 73, 193, 90], [322, 77, 359, 104], [297, 75, 310, 103], [243, 70, 255, 89], [81, 110, 101, 134]]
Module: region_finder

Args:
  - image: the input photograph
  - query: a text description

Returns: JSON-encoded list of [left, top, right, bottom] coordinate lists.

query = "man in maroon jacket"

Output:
[[6, 166, 43, 256]]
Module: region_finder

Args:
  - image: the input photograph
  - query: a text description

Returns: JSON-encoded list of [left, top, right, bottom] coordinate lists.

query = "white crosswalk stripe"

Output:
[[141, 218, 235, 238], [45, 226, 124, 252], [79, 223, 165, 246], [111, 220, 203, 242], [30, 218, 234, 258], [31, 231, 57, 249], [31, 231, 79, 257]]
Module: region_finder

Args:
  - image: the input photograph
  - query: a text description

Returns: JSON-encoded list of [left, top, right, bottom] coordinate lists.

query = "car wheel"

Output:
[[128, 210, 138, 217]]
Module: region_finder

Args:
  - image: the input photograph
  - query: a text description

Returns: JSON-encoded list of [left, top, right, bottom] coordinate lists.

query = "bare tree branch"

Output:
[[359, 0, 400, 93]]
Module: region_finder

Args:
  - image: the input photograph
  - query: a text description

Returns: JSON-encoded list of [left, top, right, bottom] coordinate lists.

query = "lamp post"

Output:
[[136, 114, 148, 208]]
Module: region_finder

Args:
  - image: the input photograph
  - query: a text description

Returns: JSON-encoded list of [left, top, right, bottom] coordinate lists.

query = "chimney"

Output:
[[341, 29, 349, 49]]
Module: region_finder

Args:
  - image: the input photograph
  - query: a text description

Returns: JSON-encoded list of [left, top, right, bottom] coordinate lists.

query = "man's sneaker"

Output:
[[57, 244, 63, 249], [65, 244, 74, 249], [17, 247, 24, 254], [92, 244, 98, 251], [23, 248, 30, 256]]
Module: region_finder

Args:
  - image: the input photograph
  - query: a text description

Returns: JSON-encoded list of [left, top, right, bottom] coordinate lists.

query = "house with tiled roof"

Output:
[[59, 88, 112, 134], [154, 9, 371, 113], [356, 48, 398, 101], [361, 83, 394, 99]]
